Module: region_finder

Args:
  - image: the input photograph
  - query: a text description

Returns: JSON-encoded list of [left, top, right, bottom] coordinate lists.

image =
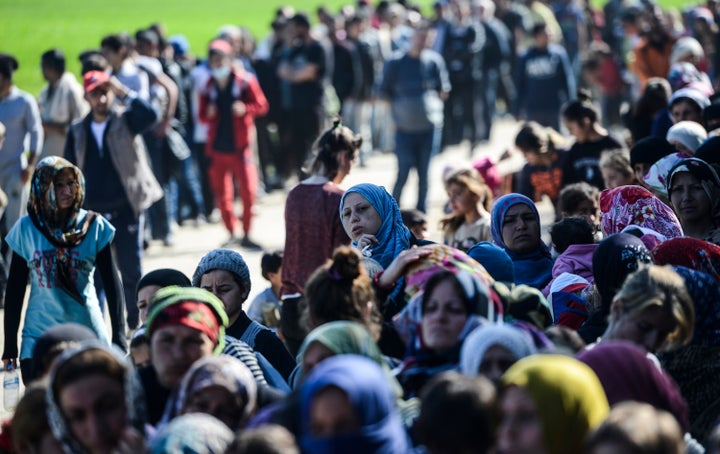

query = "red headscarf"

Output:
[[653, 237, 720, 282]]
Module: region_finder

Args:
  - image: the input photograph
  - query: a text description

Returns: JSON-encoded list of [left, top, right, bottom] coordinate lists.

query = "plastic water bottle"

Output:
[[3, 365, 19, 412]]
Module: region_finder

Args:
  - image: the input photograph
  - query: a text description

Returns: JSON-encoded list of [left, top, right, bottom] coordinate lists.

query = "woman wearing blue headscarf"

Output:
[[340, 183, 433, 319], [299, 354, 412, 454], [490, 194, 553, 290]]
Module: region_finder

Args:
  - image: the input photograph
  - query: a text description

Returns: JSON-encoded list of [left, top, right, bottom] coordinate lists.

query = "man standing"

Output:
[[379, 21, 450, 213], [38, 49, 88, 159], [277, 13, 326, 180], [65, 71, 162, 329], [0, 53, 43, 237], [199, 39, 269, 249], [513, 22, 575, 130]]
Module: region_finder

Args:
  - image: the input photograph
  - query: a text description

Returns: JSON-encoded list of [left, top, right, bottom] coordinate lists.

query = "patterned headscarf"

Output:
[[490, 194, 553, 289], [593, 233, 654, 312], [600, 185, 683, 239], [28, 157, 95, 303], [146, 286, 229, 354], [502, 355, 609, 454], [340, 184, 411, 269], [672, 266, 720, 347], [173, 356, 257, 424], [653, 237, 720, 282], [666, 158, 720, 225], [46, 341, 146, 454], [28, 156, 91, 248]]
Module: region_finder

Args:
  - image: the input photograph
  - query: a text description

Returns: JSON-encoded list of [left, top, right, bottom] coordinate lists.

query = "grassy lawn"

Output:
[[0, 0, 694, 94], [0, 0, 392, 94]]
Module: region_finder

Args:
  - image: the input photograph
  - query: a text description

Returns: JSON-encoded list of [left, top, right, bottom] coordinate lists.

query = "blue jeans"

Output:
[[392, 128, 440, 213]]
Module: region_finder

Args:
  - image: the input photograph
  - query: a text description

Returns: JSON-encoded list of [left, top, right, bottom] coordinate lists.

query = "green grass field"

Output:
[[0, 0, 394, 94], [0, 0, 693, 94]]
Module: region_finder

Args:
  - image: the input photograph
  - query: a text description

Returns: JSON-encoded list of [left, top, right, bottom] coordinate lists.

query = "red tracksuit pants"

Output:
[[207, 147, 257, 236]]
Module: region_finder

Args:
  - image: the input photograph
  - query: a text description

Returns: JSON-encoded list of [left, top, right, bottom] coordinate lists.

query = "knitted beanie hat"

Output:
[[192, 249, 251, 302]]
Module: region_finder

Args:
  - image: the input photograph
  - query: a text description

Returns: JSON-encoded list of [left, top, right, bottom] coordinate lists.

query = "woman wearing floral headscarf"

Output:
[[600, 185, 684, 240], [2, 157, 125, 384], [490, 193, 553, 290], [665, 157, 720, 244]]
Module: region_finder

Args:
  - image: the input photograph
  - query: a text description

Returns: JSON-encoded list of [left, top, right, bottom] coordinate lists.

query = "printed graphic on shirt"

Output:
[[29, 249, 88, 289]]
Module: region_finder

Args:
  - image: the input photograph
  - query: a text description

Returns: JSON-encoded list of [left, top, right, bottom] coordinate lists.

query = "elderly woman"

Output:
[[46, 342, 145, 454], [490, 193, 553, 289], [666, 157, 720, 244], [497, 355, 609, 454]]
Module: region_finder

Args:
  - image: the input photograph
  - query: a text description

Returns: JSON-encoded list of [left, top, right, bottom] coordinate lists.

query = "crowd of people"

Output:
[[1, 0, 720, 452]]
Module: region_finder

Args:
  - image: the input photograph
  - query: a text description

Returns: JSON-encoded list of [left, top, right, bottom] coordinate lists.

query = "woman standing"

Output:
[[280, 121, 362, 354], [2, 157, 125, 383]]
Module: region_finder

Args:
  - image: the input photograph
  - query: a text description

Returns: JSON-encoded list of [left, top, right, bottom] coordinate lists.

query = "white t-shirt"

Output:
[[90, 120, 108, 155]]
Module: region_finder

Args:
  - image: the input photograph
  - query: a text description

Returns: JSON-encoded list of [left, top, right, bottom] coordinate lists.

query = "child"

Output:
[[599, 149, 635, 189], [513, 121, 569, 204], [401, 208, 429, 241], [548, 216, 597, 283], [129, 328, 151, 369], [440, 168, 493, 251], [556, 182, 600, 233], [247, 251, 283, 330]]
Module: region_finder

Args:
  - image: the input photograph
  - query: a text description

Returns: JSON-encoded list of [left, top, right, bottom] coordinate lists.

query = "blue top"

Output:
[[6, 210, 115, 358]]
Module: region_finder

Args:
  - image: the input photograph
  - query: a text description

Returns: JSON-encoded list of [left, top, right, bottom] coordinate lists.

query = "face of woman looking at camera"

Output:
[[422, 276, 470, 352], [341, 192, 382, 242]]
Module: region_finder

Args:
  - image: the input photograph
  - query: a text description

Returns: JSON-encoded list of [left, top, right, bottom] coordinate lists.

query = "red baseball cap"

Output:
[[83, 70, 110, 93], [208, 39, 232, 56]]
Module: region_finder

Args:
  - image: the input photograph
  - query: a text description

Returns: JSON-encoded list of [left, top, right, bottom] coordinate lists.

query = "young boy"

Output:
[[401, 208, 429, 240], [247, 251, 283, 329]]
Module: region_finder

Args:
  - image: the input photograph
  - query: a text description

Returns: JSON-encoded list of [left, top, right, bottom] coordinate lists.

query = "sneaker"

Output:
[[221, 235, 240, 248], [240, 236, 263, 251]]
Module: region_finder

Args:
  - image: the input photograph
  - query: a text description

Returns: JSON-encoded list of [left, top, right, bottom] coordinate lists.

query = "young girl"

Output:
[[2, 157, 125, 383], [561, 92, 625, 190], [599, 149, 636, 189], [440, 168, 493, 251], [281, 120, 362, 354]]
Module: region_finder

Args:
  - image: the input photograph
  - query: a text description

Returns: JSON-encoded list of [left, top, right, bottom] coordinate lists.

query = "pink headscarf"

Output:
[[600, 185, 683, 239]]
